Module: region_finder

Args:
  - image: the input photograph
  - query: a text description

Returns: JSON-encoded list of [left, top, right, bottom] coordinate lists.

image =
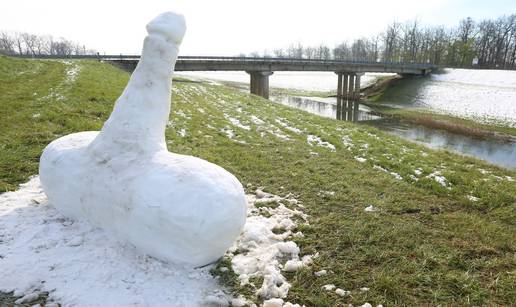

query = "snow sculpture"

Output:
[[39, 12, 247, 267]]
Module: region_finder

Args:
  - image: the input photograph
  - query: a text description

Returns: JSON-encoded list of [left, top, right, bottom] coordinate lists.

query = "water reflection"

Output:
[[369, 119, 516, 169], [273, 96, 381, 122], [271, 94, 516, 169]]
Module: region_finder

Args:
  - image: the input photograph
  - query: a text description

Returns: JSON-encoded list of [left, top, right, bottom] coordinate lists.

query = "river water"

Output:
[[177, 71, 516, 169]]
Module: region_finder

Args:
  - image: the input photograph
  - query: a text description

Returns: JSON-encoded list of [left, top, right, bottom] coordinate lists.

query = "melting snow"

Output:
[[307, 135, 336, 151], [426, 171, 449, 187], [275, 118, 301, 134], [230, 192, 312, 301], [251, 115, 265, 125], [373, 165, 402, 180], [225, 114, 251, 130], [0, 178, 312, 306], [178, 128, 187, 137], [355, 156, 367, 163], [220, 126, 235, 139], [0, 177, 221, 306], [364, 205, 376, 212]]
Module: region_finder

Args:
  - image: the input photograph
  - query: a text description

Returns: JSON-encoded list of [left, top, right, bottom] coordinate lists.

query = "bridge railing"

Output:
[[8, 54, 438, 69]]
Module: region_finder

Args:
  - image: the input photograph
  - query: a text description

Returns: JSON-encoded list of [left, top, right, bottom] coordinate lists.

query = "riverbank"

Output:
[[363, 75, 516, 139], [1, 56, 515, 306]]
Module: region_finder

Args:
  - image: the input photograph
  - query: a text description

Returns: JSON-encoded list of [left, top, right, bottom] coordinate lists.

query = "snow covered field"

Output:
[[178, 71, 392, 92], [413, 68, 516, 127]]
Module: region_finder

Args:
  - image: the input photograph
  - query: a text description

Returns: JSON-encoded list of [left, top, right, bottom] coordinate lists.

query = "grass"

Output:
[[1, 55, 515, 306]]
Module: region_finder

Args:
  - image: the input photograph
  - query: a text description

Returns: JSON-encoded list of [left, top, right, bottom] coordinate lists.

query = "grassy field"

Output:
[[1, 55, 515, 306]]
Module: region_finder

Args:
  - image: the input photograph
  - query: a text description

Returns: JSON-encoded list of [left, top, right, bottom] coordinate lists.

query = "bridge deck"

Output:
[[13, 55, 436, 75]]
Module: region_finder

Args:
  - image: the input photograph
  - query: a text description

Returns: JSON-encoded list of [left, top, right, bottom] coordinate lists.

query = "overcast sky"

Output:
[[1, 0, 515, 55]]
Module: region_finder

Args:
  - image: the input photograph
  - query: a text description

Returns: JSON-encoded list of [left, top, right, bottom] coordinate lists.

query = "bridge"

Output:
[[14, 54, 437, 100]]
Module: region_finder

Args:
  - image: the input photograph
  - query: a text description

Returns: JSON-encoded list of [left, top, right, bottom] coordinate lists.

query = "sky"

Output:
[[1, 0, 515, 55]]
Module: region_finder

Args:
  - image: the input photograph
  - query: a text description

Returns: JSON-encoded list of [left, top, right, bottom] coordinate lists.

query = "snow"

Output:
[[467, 195, 479, 202], [322, 284, 336, 291], [225, 114, 251, 130], [426, 171, 449, 187], [38, 12, 247, 267], [178, 128, 187, 137], [220, 126, 236, 139], [251, 115, 265, 125], [355, 156, 367, 163], [364, 205, 376, 212], [307, 135, 336, 151], [373, 165, 402, 180], [275, 118, 302, 134], [0, 178, 312, 306], [231, 192, 311, 300], [0, 177, 223, 306], [314, 270, 327, 277], [422, 69, 516, 126], [335, 288, 350, 297], [178, 71, 393, 92]]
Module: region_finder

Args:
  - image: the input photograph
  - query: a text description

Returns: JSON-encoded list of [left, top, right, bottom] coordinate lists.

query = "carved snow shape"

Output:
[[39, 12, 247, 267]]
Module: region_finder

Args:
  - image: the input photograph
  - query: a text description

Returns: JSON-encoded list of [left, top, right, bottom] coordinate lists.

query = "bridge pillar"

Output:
[[335, 72, 364, 121], [336, 72, 363, 102], [247, 71, 273, 99]]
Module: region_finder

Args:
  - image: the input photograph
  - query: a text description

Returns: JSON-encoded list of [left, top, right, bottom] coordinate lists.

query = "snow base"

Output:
[[0, 178, 311, 306]]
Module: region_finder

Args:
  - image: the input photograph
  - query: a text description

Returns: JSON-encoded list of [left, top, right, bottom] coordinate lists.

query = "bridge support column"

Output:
[[247, 71, 273, 99], [336, 72, 364, 121], [336, 72, 363, 102]]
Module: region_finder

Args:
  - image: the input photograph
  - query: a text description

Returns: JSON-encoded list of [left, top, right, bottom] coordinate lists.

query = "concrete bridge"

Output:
[[104, 55, 436, 100], [13, 54, 437, 100]]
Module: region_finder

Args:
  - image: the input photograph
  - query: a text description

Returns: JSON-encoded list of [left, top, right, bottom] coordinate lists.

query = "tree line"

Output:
[[246, 14, 516, 69], [0, 31, 97, 56]]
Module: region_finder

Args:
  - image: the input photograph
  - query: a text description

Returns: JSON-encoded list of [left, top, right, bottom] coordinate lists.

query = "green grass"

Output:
[[1, 55, 515, 306]]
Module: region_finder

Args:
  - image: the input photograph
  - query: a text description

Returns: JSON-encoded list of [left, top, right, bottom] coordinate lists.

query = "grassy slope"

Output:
[[1, 56, 515, 306]]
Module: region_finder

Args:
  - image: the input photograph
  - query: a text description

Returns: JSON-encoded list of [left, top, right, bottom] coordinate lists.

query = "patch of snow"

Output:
[[268, 129, 290, 140], [426, 171, 449, 187], [341, 135, 354, 150], [314, 269, 327, 277], [230, 193, 311, 301], [225, 114, 251, 130], [178, 128, 187, 137], [467, 195, 479, 202], [360, 287, 370, 292], [64, 62, 80, 83], [364, 205, 376, 212], [307, 135, 336, 152], [263, 298, 284, 307], [335, 288, 350, 297], [251, 115, 265, 125], [220, 126, 235, 139], [373, 165, 402, 180], [275, 118, 301, 134], [322, 284, 336, 291], [355, 156, 367, 163], [32, 113, 41, 118], [414, 168, 423, 176]]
